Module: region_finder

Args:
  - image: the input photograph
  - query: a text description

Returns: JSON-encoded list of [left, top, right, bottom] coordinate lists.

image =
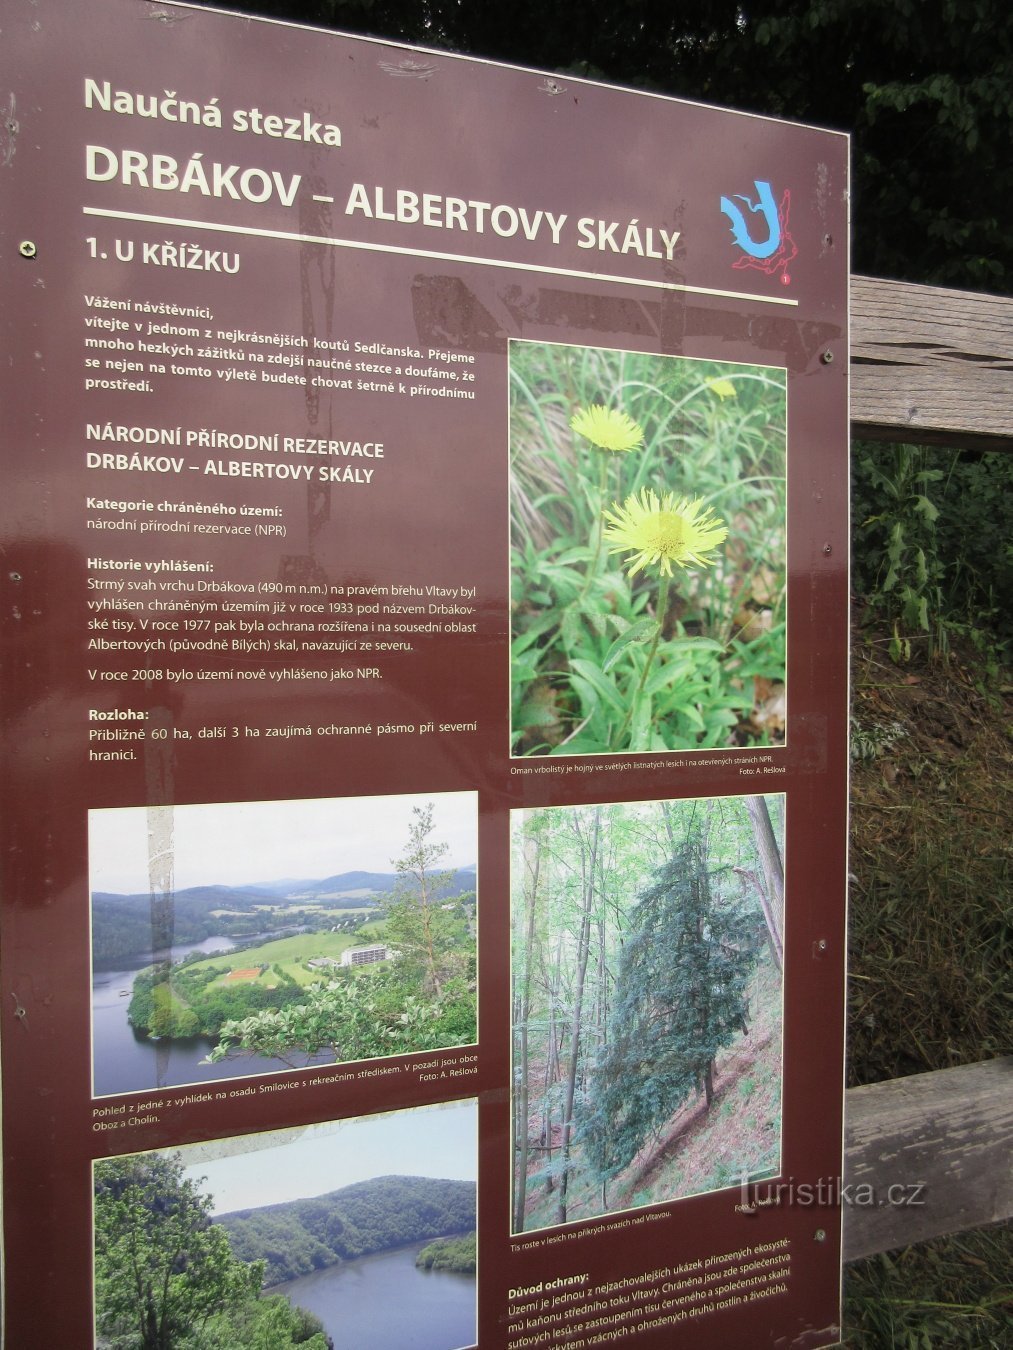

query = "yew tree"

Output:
[[580, 803, 757, 1181]]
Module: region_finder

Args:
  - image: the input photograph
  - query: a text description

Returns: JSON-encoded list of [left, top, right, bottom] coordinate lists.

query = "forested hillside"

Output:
[[512, 795, 784, 1233], [219, 1175, 476, 1286], [92, 885, 278, 968], [92, 866, 476, 968]]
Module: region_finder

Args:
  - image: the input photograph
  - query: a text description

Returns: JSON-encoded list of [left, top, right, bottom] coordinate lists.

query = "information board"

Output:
[[0, 3, 850, 1344]]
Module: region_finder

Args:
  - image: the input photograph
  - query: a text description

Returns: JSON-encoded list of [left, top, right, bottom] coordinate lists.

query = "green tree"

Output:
[[415, 1232, 477, 1273], [579, 802, 758, 1182], [382, 802, 462, 996], [209, 966, 475, 1065], [94, 1153, 263, 1350], [188, 1293, 331, 1349]]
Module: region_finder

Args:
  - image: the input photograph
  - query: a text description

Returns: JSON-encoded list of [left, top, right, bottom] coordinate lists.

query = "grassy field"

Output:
[[183, 922, 388, 989]]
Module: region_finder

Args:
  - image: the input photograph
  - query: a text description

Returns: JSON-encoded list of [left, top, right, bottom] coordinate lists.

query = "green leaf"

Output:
[[582, 606, 608, 637], [511, 615, 557, 658], [554, 545, 594, 566], [570, 659, 626, 716], [645, 656, 694, 697], [629, 691, 653, 750], [666, 637, 725, 654], [518, 698, 558, 731], [561, 606, 584, 651], [680, 703, 706, 732], [602, 619, 660, 672]]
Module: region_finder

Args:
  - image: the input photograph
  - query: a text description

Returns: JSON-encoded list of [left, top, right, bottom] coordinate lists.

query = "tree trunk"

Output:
[[745, 795, 784, 952], [735, 865, 783, 973], [513, 823, 541, 1232], [557, 807, 600, 1226]]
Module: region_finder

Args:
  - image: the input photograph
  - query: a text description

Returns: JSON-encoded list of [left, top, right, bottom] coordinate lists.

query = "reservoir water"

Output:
[[273, 1241, 476, 1350], [92, 935, 332, 1097]]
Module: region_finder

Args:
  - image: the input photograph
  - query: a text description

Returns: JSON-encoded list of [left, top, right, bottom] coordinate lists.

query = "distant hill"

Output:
[[218, 1174, 476, 1286], [280, 867, 477, 901], [91, 869, 476, 969]]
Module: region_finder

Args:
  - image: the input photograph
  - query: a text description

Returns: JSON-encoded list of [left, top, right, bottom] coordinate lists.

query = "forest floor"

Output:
[[516, 960, 783, 1233], [842, 622, 1012, 1347], [613, 959, 781, 1212], [846, 624, 1010, 1084]]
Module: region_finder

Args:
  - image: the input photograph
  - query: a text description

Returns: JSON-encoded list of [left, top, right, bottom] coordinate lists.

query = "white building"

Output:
[[340, 943, 389, 968]]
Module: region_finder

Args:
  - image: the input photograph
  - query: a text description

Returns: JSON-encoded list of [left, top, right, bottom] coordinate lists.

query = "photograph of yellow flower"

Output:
[[570, 403, 645, 454], [603, 489, 729, 577], [509, 339, 787, 756]]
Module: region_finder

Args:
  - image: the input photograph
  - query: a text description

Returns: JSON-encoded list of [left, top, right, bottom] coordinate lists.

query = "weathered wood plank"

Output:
[[842, 1056, 1013, 1261], [850, 276, 1013, 452]]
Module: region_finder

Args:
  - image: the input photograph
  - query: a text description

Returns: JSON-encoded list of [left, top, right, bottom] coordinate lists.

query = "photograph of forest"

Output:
[[92, 1100, 478, 1350], [89, 791, 477, 1096], [509, 339, 787, 756], [511, 793, 784, 1234]]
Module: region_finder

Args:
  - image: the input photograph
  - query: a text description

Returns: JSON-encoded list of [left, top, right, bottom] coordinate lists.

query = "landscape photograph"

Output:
[[90, 791, 478, 1096], [92, 1099, 478, 1350], [511, 793, 784, 1234], [509, 339, 787, 756]]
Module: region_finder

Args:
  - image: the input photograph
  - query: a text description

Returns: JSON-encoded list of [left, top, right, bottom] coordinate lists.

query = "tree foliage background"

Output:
[[195, 0, 1013, 294], [192, 0, 1013, 646]]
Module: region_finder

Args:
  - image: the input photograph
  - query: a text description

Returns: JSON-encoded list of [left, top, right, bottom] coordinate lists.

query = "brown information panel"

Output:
[[0, 2, 849, 1345]]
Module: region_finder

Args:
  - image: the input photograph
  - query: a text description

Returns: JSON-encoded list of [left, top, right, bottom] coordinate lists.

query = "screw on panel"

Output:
[[19, 240, 37, 259], [815, 1229, 827, 1242], [820, 349, 834, 364], [823, 544, 833, 555]]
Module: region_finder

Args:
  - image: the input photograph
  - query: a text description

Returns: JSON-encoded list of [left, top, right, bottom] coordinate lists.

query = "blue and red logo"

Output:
[[720, 180, 797, 283]]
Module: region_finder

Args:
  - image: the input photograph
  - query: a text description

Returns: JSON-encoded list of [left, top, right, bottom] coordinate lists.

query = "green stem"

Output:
[[612, 573, 671, 750], [578, 453, 610, 604], [590, 454, 609, 573]]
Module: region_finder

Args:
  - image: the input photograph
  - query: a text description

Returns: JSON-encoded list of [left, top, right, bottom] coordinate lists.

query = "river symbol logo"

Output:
[[719, 179, 797, 283]]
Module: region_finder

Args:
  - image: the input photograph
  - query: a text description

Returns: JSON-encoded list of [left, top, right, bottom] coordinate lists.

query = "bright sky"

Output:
[[178, 1098, 477, 1215], [88, 790, 477, 894]]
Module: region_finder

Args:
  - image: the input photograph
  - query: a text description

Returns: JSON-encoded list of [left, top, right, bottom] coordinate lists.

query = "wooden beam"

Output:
[[842, 1056, 1013, 1261], [850, 276, 1013, 452]]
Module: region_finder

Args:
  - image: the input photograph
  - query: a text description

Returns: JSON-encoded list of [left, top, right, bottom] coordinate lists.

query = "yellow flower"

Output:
[[603, 488, 728, 576], [706, 377, 738, 400], [570, 404, 644, 453]]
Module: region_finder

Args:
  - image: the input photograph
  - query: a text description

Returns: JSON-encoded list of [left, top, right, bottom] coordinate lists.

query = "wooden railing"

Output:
[[851, 275, 1013, 453], [843, 1057, 1013, 1260], [842, 275, 1012, 1261]]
